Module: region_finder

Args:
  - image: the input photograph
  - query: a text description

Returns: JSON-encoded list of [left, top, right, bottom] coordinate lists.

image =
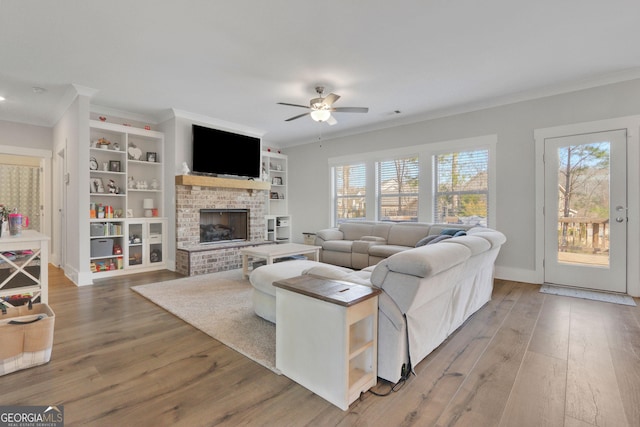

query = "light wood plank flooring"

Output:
[[2, 266, 639, 426]]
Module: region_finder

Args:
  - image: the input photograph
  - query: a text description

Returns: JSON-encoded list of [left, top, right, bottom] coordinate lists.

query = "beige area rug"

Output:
[[131, 269, 278, 373]]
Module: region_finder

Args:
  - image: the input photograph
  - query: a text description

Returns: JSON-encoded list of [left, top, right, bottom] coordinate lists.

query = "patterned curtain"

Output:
[[0, 165, 41, 231]]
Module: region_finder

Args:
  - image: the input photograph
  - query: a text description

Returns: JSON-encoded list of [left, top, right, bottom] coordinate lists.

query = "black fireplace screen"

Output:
[[200, 209, 248, 243]]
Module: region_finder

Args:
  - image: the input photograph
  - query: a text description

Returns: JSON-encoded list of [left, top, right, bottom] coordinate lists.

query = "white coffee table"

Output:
[[240, 243, 321, 279]]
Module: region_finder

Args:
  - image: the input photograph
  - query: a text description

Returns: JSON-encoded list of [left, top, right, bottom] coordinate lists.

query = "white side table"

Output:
[[274, 275, 380, 410]]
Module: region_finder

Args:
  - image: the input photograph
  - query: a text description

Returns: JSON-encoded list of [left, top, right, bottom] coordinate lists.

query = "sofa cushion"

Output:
[[415, 235, 439, 247], [426, 235, 452, 245], [372, 243, 471, 282], [386, 223, 432, 247], [368, 244, 412, 258], [441, 235, 491, 255], [467, 227, 507, 248], [339, 222, 375, 241], [303, 265, 373, 287], [322, 239, 354, 253]]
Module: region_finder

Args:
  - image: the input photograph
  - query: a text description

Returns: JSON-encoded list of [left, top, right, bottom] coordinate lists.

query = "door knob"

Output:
[[616, 217, 625, 223]]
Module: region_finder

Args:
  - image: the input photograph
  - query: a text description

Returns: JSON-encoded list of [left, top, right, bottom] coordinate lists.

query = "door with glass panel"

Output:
[[544, 130, 627, 292]]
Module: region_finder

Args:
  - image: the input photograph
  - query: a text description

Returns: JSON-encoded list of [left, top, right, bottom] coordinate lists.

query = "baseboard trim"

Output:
[[494, 266, 537, 284]]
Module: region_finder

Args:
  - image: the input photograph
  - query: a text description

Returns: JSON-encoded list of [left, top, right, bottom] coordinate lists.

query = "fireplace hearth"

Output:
[[200, 209, 248, 244]]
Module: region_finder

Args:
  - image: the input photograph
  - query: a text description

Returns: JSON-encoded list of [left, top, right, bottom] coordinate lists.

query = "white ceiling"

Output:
[[1, 1, 640, 147]]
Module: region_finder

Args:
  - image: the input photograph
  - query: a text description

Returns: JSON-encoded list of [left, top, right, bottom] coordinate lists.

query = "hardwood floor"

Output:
[[2, 266, 639, 426]]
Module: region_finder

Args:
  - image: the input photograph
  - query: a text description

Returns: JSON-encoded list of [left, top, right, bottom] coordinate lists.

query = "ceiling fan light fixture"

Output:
[[310, 109, 331, 122]]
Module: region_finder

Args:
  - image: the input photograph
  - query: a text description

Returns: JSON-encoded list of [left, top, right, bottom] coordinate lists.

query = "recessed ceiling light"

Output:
[[0, 96, 5, 102]]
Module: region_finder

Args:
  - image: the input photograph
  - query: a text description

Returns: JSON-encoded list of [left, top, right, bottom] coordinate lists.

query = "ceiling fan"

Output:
[[278, 86, 369, 126]]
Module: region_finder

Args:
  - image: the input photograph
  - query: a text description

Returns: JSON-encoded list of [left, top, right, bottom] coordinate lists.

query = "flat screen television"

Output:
[[192, 124, 261, 178]]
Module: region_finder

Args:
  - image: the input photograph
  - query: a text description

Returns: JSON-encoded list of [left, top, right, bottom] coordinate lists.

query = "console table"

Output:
[[274, 275, 380, 410], [0, 230, 49, 305]]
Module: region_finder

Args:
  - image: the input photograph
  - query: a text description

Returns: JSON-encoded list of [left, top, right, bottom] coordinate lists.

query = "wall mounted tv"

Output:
[[192, 124, 262, 179]]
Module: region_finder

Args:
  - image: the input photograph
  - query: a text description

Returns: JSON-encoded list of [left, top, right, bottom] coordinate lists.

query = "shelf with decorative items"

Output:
[[263, 150, 291, 242], [88, 120, 165, 278], [89, 218, 125, 276]]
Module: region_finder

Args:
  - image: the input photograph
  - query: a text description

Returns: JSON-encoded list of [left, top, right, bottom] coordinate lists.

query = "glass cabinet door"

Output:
[[126, 221, 145, 267], [148, 221, 164, 264]]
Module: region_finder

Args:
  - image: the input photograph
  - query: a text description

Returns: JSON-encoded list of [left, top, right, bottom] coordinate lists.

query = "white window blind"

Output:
[[333, 163, 366, 223], [434, 149, 489, 226], [376, 157, 419, 222]]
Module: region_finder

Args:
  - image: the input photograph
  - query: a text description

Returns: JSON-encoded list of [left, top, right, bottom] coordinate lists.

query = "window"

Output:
[[377, 157, 419, 222], [333, 163, 366, 223], [433, 149, 489, 226], [329, 135, 495, 227]]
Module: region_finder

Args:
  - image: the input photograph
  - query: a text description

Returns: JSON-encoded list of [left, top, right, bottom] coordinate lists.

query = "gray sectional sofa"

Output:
[[315, 221, 472, 269]]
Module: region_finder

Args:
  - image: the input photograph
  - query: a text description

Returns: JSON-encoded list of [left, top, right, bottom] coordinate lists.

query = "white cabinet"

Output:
[[263, 151, 291, 242], [89, 120, 165, 277], [265, 215, 291, 243], [275, 275, 380, 411], [126, 219, 167, 270]]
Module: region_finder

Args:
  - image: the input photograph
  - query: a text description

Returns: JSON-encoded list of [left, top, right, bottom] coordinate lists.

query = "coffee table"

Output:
[[240, 243, 321, 279]]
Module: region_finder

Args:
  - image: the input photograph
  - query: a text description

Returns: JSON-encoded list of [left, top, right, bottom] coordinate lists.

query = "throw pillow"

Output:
[[440, 228, 462, 236], [415, 235, 439, 247], [453, 230, 467, 237], [426, 235, 452, 245]]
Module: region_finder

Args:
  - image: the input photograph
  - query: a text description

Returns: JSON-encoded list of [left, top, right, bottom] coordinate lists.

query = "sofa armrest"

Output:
[[373, 243, 471, 280], [315, 228, 344, 244]]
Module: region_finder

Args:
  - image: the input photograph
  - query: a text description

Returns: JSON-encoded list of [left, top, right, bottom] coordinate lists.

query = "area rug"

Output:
[[540, 284, 637, 306], [131, 269, 278, 373]]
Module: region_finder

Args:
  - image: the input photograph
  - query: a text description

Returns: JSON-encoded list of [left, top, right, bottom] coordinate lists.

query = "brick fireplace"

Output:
[[175, 176, 271, 276]]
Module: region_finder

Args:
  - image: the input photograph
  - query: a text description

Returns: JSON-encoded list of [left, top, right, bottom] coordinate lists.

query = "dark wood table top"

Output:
[[273, 274, 381, 307]]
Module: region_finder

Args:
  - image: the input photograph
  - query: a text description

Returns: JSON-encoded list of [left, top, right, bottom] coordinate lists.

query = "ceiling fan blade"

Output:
[[277, 102, 310, 109], [285, 112, 310, 122], [323, 93, 340, 106], [332, 107, 369, 113], [326, 115, 338, 126]]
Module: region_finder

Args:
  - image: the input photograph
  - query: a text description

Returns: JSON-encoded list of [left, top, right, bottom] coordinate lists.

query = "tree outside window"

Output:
[[377, 157, 419, 222], [334, 163, 366, 223], [434, 149, 488, 226]]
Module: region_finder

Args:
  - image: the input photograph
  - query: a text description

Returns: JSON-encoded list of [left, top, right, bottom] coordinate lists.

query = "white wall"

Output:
[[284, 78, 640, 283], [53, 94, 92, 285], [0, 120, 51, 149]]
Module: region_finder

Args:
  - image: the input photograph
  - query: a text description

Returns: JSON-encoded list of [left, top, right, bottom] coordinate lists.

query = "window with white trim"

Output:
[[333, 163, 366, 223], [433, 149, 489, 226], [329, 135, 496, 227], [376, 157, 419, 222]]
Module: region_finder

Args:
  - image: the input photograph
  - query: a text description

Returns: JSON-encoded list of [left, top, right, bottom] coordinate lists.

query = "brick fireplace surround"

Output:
[[175, 176, 271, 276]]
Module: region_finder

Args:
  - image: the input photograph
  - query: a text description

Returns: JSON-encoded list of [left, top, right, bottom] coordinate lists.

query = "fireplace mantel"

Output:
[[175, 175, 271, 191]]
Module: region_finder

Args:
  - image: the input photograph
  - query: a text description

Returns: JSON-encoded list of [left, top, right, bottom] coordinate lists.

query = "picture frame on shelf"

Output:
[[146, 152, 157, 162], [272, 176, 283, 185], [109, 160, 121, 172], [270, 192, 279, 199], [126, 209, 134, 218], [91, 178, 104, 193]]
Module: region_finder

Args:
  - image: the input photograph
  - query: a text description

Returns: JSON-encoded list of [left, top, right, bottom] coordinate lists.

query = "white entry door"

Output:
[[544, 129, 627, 293]]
